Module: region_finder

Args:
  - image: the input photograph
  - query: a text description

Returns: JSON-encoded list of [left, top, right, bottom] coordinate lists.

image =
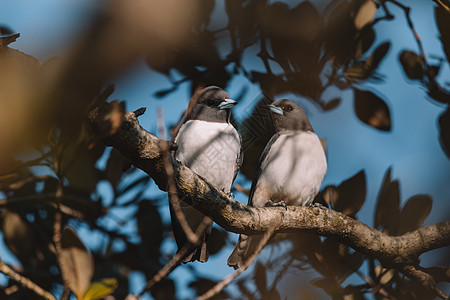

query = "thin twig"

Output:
[[433, 0, 450, 13], [132, 218, 210, 299], [0, 259, 56, 300], [197, 224, 277, 300], [52, 183, 70, 300]]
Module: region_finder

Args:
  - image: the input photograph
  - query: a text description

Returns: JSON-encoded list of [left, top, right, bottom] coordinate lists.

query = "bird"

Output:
[[170, 86, 242, 263], [227, 99, 327, 270]]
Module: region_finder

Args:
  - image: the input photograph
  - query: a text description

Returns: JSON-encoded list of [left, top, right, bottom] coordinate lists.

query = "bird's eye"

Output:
[[206, 100, 214, 106], [284, 105, 293, 112]]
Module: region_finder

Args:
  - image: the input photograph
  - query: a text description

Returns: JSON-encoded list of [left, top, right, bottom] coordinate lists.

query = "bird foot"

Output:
[[308, 202, 323, 208], [223, 189, 235, 199], [265, 200, 288, 210]]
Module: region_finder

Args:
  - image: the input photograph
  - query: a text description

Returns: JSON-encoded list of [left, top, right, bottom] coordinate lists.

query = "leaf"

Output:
[[83, 278, 117, 300], [322, 98, 341, 111], [435, 6, 450, 63], [136, 200, 163, 257], [208, 227, 227, 255], [365, 41, 391, 71], [150, 278, 175, 300], [353, 88, 391, 131], [105, 148, 125, 187], [353, 0, 377, 30], [332, 170, 366, 218], [438, 107, 450, 158], [255, 262, 267, 292], [399, 50, 423, 80], [374, 265, 395, 285], [61, 227, 94, 300], [398, 195, 432, 235], [374, 168, 400, 235]]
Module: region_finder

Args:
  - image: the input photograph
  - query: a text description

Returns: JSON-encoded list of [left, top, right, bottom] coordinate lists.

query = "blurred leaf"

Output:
[[150, 278, 175, 300], [63, 142, 105, 192], [105, 148, 125, 187], [208, 227, 227, 255], [374, 168, 400, 235], [326, 1, 356, 63], [136, 200, 163, 257], [255, 262, 267, 293], [435, 6, 450, 63], [365, 41, 391, 72], [262, 287, 281, 300], [399, 50, 423, 80], [331, 170, 366, 218], [374, 265, 395, 285], [83, 278, 117, 300], [358, 27, 376, 55], [61, 227, 94, 300], [353, 88, 391, 131], [1, 209, 51, 266], [398, 195, 432, 235], [322, 98, 341, 111], [438, 107, 450, 158], [312, 277, 345, 298], [353, 0, 377, 30]]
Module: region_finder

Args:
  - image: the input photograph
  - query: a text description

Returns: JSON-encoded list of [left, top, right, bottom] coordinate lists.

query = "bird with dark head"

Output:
[[171, 86, 242, 263], [227, 99, 327, 270]]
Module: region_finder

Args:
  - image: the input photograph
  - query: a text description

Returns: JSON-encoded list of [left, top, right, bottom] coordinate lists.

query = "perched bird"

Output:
[[227, 99, 327, 270], [171, 86, 242, 263]]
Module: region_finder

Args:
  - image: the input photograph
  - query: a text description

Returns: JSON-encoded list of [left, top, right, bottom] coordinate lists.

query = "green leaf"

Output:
[[83, 278, 118, 300], [61, 227, 94, 300]]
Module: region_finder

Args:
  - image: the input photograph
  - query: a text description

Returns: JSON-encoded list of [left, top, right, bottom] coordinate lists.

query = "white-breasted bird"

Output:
[[227, 99, 327, 269]]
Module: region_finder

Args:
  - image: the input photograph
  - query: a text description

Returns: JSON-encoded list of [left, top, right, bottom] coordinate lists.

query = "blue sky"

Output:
[[1, 0, 449, 298]]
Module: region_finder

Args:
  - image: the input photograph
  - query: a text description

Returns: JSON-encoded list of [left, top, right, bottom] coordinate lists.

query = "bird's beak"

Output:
[[218, 98, 238, 110], [267, 104, 283, 115]]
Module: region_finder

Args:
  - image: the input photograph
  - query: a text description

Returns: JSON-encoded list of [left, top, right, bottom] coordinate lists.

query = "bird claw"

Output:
[[308, 202, 323, 208], [223, 189, 235, 199], [265, 200, 288, 210]]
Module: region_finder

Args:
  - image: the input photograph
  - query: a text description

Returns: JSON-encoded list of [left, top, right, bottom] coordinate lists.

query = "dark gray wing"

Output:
[[248, 133, 280, 206]]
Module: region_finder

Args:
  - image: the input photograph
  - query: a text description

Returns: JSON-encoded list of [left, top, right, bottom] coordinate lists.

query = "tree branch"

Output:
[[0, 260, 56, 300], [89, 105, 450, 297]]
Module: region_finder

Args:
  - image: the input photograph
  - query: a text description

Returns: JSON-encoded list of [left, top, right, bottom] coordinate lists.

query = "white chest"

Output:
[[174, 120, 241, 192], [254, 132, 327, 206]]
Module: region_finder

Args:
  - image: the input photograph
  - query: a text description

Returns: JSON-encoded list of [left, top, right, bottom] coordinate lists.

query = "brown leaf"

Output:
[[365, 41, 391, 71], [208, 227, 227, 255], [374, 168, 400, 235], [322, 98, 341, 111], [332, 170, 366, 218], [398, 195, 432, 235], [353, 0, 377, 30], [61, 227, 94, 300], [353, 88, 391, 131], [105, 148, 125, 187], [399, 50, 424, 80]]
